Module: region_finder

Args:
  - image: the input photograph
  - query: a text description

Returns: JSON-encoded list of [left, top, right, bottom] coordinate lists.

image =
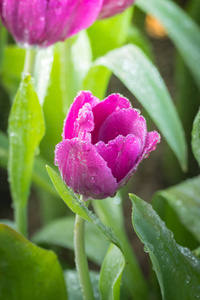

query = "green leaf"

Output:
[[0, 223, 67, 300], [8, 75, 45, 207], [153, 176, 200, 243], [95, 44, 187, 170], [192, 109, 200, 167], [130, 193, 200, 300], [136, 0, 200, 90], [46, 166, 123, 252], [64, 270, 99, 300], [99, 244, 125, 300], [32, 216, 109, 265]]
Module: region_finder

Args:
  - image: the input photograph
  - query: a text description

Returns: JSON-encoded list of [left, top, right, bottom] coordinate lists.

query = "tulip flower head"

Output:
[[99, 0, 135, 19], [0, 0, 104, 47], [55, 91, 160, 200]]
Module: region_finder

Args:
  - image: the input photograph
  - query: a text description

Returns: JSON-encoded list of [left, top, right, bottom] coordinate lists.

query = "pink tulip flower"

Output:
[[55, 91, 160, 200], [0, 0, 104, 47]]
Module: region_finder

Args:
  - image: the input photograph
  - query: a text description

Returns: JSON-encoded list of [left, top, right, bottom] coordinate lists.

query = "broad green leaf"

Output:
[[87, 8, 133, 60], [8, 75, 45, 211], [46, 165, 123, 252], [0, 224, 67, 300], [64, 270, 99, 300], [32, 216, 109, 265], [192, 109, 200, 167], [93, 197, 147, 300], [1, 46, 25, 97], [153, 176, 200, 243], [99, 244, 125, 300], [136, 0, 200, 90], [130, 194, 200, 300], [34, 46, 54, 105], [95, 44, 187, 170]]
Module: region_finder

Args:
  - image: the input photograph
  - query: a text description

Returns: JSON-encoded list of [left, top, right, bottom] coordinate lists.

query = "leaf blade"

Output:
[[130, 193, 200, 300], [0, 224, 67, 300]]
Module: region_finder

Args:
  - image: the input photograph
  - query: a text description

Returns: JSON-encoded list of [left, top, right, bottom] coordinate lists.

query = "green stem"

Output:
[[14, 202, 28, 237], [74, 209, 94, 300], [23, 48, 36, 75]]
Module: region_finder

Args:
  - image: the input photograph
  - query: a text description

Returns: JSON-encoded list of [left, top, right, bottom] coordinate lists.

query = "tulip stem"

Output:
[[74, 204, 94, 300], [23, 48, 36, 76]]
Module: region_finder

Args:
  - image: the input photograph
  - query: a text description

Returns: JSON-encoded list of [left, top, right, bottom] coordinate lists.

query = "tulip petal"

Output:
[[63, 91, 99, 140], [118, 130, 161, 189], [98, 108, 147, 148], [95, 134, 141, 182], [98, 0, 135, 19], [143, 131, 161, 158], [41, 0, 104, 46], [1, 0, 46, 45], [55, 138, 118, 199], [92, 93, 131, 144]]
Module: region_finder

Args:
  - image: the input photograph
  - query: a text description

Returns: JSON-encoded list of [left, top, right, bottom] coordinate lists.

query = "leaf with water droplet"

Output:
[[8, 75, 45, 210], [130, 193, 200, 300], [0, 224, 67, 300]]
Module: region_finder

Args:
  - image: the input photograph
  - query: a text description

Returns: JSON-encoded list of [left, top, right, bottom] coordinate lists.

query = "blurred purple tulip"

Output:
[[55, 91, 160, 200], [0, 0, 104, 47], [99, 0, 135, 19]]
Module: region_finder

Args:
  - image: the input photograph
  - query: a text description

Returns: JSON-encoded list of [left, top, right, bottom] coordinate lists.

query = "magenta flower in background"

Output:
[[55, 91, 160, 200], [98, 0, 135, 19], [0, 0, 104, 47]]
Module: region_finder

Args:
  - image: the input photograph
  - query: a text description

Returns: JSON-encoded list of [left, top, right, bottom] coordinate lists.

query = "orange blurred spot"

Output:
[[145, 15, 167, 38]]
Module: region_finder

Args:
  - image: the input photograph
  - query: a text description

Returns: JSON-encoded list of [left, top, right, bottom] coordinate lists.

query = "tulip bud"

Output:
[[55, 91, 160, 200], [98, 0, 135, 19], [0, 0, 104, 47]]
